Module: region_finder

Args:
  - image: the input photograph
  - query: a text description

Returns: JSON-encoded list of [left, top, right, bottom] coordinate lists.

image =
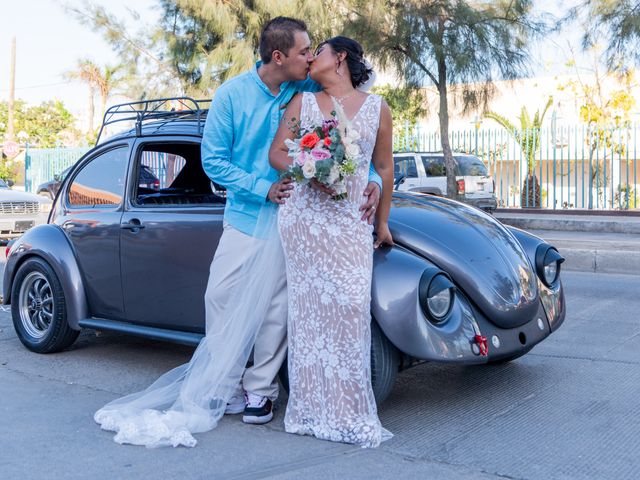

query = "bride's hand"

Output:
[[374, 223, 394, 249]]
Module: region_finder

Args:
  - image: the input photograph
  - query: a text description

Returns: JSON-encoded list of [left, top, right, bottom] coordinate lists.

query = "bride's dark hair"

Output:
[[318, 36, 373, 89]]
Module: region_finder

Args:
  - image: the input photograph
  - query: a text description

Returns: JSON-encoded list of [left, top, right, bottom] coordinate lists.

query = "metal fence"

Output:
[[395, 123, 640, 210], [23, 123, 640, 210], [24, 145, 89, 193]]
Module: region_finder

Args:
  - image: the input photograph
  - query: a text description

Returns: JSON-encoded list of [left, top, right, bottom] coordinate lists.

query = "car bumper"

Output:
[[0, 213, 49, 239], [465, 196, 498, 212]]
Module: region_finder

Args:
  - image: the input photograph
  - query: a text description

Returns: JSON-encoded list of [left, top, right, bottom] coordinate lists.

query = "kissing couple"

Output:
[[95, 16, 395, 449]]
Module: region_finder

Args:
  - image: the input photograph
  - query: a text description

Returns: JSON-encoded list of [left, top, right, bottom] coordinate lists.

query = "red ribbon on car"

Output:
[[474, 334, 488, 356]]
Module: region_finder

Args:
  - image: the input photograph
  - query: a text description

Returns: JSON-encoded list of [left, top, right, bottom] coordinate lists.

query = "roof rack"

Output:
[[96, 96, 212, 145]]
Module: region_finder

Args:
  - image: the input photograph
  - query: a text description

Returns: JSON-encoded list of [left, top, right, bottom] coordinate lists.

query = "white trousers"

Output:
[[204, 223, 288, 400]]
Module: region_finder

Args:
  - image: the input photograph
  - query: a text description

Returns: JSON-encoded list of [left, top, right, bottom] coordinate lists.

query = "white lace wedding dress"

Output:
[[278, 92, 392, 448]]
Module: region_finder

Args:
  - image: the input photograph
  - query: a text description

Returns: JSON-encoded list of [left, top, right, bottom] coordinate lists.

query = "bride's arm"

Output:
[[371, 100, 394, 248], [269, 93, 303, 172]]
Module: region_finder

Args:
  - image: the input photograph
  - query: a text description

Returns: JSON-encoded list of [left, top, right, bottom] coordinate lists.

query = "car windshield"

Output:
[[454, 155, 488, 176], [0, 178, 9, 189]]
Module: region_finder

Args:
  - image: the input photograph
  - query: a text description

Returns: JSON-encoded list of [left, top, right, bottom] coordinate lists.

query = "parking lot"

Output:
[[1, 269, 638, 479]]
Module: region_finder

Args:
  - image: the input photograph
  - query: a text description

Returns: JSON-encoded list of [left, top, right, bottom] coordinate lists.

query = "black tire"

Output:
[[11, 257, 79, 353], [370, 321, 400, 404], [278, 321, 400, 405]]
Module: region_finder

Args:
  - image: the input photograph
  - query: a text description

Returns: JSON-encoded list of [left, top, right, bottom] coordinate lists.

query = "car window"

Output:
[[0, 178, 8, 189], [420, 156, 447, 177], [134, 143, 224, 206], [67, 147, 128, 207], [454, 155, 489, 176], [393, 155, 418, 178]]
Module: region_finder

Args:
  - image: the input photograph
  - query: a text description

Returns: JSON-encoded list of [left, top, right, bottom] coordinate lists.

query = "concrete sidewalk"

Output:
[[495, 211, 640, 275]]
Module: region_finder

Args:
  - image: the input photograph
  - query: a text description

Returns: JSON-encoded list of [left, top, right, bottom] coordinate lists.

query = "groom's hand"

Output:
[[268, 177, 294, 204], [361, 182, 380, 224]]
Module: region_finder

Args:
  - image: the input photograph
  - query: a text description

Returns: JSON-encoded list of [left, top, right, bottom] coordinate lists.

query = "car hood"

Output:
[[0, 188, 50, 203], [389, 193, 539, 328]]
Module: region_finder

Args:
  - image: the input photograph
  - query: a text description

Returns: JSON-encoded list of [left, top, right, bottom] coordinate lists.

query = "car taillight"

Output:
[[153, 179, 160, 189], [457, 179, 465, 195], [5, 245, 11, 258]]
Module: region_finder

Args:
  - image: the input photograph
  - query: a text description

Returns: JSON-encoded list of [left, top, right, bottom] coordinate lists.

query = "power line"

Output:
[[0, 81, 73, 92]]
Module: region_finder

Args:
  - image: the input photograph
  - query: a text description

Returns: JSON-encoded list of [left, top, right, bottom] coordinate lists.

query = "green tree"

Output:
[[575, 0, 640, 70], [371, 85, 426, 150], [1, 100, 78, 148], [346, 0, 548, 199], [69, 0, 337, 98], [485, 97, 553, 208]]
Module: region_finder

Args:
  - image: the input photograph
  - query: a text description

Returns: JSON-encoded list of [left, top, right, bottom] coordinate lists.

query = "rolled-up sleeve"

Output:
[[368, 163, 383, 191], [201, 88, 272, 202]]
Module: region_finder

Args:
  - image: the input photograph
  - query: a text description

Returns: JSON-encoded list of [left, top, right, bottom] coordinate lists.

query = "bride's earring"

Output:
[[336, 60, 342, 76]]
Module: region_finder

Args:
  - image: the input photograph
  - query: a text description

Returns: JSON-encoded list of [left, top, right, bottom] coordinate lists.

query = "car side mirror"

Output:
[[54, 174, 61, 181], [6, 179, 14, 187], [394, 175, 406, 191]]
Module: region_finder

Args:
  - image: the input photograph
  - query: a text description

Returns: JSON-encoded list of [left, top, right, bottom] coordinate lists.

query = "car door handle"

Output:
[[120, 219, 145, 231]]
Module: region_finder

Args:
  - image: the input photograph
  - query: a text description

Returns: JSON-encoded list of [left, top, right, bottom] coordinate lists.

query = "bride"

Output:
[[269, 36, 394, 447]]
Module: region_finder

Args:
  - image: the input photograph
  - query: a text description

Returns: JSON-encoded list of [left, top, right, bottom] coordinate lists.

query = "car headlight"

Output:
[[39, 202, 52, 213], [535, 246, 564, 287], [419, 268, 456, 323]]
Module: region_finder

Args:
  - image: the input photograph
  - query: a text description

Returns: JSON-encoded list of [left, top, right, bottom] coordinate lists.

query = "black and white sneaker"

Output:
[[242, 392, 273, 424]]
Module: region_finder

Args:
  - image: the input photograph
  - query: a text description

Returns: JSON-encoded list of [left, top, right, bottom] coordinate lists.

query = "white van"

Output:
[[393, 152, 497, 212]]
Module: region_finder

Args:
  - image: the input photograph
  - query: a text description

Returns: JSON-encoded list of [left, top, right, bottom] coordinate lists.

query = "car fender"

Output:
[[372, 245, 480, 362], [3, 224, 88, 330]]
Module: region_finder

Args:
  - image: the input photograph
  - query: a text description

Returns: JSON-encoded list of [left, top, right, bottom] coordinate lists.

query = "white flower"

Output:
[[346, 129, 359, 143], [346, 143, 360, 158], [302, 159, 316, 179]]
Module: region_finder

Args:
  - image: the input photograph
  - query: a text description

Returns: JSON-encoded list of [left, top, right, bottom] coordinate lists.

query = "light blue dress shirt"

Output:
[[201, 62, 382, 236]]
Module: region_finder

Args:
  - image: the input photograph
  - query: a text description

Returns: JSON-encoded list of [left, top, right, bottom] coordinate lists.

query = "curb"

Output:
[[495, 213, 640, 234], [559, 248, 640, 276]]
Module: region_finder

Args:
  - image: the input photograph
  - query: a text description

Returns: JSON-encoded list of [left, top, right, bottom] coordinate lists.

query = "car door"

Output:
[[55, 143, 131, 320], [393, 154, 421, 190], [119, 139, 225, 333]]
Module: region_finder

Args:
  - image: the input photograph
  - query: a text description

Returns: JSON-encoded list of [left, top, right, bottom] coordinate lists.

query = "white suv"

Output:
[[393, 152, 497, 213]]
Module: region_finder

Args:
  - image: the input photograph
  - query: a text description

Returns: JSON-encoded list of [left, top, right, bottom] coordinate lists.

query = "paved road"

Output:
[[1, 271, 638, 479]]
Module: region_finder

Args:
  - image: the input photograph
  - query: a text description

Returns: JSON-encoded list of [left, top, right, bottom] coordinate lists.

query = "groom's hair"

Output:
[[259, 17, 308, 64]]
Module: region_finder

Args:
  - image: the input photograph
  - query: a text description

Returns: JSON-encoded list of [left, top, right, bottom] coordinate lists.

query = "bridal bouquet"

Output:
[[282, 104, 360, 200]]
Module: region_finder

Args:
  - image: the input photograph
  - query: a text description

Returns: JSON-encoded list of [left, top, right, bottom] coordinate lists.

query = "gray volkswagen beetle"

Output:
[[2, 98, 565, 403]]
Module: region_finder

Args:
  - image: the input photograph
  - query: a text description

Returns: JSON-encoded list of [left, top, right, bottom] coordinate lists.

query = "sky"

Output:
[[0, 0, 158, 118], [1, 0, 592, 124]]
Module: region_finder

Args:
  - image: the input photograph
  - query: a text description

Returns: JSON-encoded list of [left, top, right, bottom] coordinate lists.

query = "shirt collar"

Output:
[[250, 61, 291, 98]]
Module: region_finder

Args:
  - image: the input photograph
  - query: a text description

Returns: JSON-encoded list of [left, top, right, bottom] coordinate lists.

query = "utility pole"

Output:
[[7, 36, 16, 141]]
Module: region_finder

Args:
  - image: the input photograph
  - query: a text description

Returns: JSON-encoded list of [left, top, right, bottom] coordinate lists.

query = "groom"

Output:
[[201, 17, 382, 424]]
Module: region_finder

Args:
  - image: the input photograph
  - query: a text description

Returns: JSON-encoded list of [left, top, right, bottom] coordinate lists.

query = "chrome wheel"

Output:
[[19, 271, 54, 339]]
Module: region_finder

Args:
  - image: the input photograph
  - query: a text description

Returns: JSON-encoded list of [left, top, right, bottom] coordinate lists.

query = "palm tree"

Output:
[[485, 97, 553, 208], [65, 59, 99, 134], [66, 59, 123, 136]]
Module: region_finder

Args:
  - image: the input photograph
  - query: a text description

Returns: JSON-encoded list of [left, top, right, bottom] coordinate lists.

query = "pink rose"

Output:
[[310, 147, 331, 161]]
